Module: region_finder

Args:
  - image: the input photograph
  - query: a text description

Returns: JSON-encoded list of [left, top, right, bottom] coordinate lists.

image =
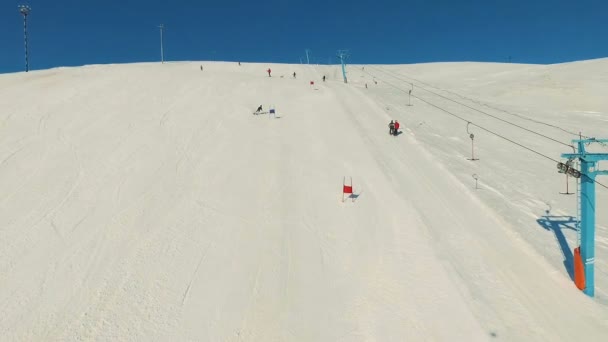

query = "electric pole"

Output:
[[18, 5, 31, 72]]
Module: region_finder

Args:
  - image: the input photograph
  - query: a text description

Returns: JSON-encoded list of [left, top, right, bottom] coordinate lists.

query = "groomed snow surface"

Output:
[[1, 59, 607, 341]]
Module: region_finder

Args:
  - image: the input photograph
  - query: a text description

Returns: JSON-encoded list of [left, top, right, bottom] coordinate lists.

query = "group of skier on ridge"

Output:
[[267, 68, 326, 83]]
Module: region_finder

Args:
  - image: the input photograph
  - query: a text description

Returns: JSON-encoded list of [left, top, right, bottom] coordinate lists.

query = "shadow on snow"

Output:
[[536, 215, 579, 280]]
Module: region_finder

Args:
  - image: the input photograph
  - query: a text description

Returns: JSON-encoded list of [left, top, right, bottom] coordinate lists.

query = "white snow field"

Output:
[[1, 59, 607, 341]]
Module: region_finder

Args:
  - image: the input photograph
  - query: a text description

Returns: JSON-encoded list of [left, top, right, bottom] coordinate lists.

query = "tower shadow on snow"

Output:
[[536, 215, 579, 280]]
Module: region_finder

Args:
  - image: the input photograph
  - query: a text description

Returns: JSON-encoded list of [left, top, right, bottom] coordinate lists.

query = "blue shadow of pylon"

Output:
[[536, 215, 579, 280]]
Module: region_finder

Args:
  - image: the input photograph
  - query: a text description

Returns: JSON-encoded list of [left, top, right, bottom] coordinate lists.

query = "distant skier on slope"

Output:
[[394, 120, 400, 135], [267, 68, 272, 77], [322, 75, 326, 82], [293, 72, 296, 78], [254, 105, 263, 114], [389, 120, 395, 135]]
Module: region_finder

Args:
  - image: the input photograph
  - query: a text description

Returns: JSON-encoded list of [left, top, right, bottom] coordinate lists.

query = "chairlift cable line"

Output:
[[367, 66, 574, 148], [371, 66, 608, 149], [366, 71, 608, 191], [368, 65, 582, 139], [370, 66, 607, 146]]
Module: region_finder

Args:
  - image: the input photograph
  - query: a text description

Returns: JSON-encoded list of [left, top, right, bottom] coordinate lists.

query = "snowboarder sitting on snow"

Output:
[[255, 105, 263, 114], [389, 120, 395, 135], [394, 120, 400, 135]]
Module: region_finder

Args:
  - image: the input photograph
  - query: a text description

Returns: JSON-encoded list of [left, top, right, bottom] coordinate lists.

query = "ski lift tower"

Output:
[[337, 50, 349, 83], [560, 138, 608, 297]]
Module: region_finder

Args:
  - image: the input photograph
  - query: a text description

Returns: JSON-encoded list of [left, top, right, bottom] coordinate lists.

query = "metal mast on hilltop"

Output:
[[159, 24, 165, 63], [18, 5, 31, 72]]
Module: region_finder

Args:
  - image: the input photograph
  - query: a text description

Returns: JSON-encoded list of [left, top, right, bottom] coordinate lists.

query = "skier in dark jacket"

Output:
[[389, 120, 395, 135], [254, 105, 263, 114]]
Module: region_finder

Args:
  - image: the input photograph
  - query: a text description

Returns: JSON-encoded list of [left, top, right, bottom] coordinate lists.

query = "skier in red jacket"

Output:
[[267, 68, 272, 77], [394, 120, 400, 135]]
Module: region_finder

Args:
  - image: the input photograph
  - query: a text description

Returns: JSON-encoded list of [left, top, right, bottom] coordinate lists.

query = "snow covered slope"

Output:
[[1, 60, 607, 340]]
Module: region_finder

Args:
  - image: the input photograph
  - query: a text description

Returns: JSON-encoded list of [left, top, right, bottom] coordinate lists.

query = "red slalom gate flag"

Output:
[[342, 177, 353, 202]]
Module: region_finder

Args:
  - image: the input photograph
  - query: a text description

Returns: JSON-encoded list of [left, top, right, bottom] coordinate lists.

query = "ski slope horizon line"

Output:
[[5, 56, 608, 74]]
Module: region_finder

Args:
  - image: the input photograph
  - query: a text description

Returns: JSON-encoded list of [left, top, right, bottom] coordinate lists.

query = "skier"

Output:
[[254, 105, 263, 114], [200, 65, 203, 71], [293, 72, 296, 78], [322, 75, 326, 82], [389, 120, 395, 135], [394, 120, 400, 135], [267, 68, 272, 77]]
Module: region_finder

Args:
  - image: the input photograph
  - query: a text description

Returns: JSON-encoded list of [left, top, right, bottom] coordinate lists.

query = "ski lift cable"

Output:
[[366, 72, 608, 191], [368, 65, 588, 139], [366, 66, 574, 149], [372, 66, 608, 151], [372, 66, 607, 148]]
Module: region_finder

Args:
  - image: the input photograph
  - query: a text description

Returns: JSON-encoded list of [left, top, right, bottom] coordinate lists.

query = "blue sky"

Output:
[[1, 0, 607, 73]]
